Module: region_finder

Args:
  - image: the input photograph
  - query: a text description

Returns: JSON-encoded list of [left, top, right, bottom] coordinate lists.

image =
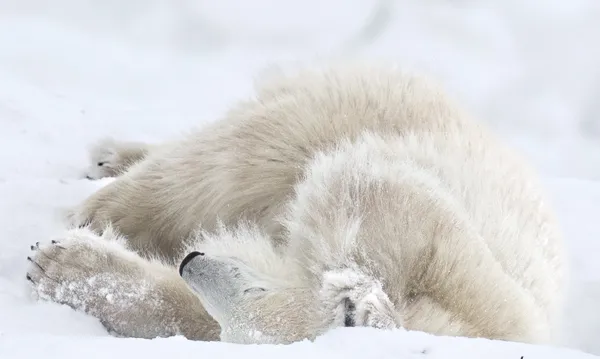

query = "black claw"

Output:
[[26, 274, 34, 283], [97, 162, 105, 167], [30, 245, 35, 250], [27, 257, 44, 272], [343, 297, 356, 327], [77, 219, 92, 229], [50, 240, 65, 249]]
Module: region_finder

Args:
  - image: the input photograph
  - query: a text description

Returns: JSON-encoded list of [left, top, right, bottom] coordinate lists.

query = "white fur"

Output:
[[27, 226, 218, 340], [181, 132, 564, 344], [84, 138, 152, 180], [27, 64, 565, 345]]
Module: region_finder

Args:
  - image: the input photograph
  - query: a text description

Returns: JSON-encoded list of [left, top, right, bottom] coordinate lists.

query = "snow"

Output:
[[1, 328, 599, 359], [0, 0, 599, 358]]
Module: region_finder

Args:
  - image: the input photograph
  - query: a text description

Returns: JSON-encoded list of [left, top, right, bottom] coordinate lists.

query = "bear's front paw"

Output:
[[26, 231, 100, 307], [25, 228, 135, 312], [320, 268, 403, 331], [348, 292, 402, 330]]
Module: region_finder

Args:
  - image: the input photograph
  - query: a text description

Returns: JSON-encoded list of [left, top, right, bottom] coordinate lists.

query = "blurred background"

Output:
[[1, 0, 599, 179], [0, 0, 599, 355]]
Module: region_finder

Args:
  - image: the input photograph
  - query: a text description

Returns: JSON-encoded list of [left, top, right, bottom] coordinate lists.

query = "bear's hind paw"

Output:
[[85, 138, 123, 180]]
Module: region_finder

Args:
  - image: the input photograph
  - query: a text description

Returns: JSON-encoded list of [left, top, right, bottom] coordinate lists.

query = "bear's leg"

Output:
[[319, 267, 403, 331], [26, 226, 219, 340], [85, 138, 152, 180], [424, 226, 551, 343]]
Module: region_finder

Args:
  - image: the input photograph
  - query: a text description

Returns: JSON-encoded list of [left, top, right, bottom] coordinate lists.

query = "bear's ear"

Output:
[[243, 287, 267, 295]]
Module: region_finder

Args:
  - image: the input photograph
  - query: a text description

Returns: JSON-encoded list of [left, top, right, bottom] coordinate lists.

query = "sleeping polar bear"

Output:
[[26, 64, 565, 345]]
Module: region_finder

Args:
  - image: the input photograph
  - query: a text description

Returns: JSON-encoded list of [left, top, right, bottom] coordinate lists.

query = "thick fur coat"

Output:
[[27, 65, 565, 345]]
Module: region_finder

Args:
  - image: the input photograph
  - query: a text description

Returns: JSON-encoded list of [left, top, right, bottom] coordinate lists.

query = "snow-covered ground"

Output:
[[0, 0, 599, 358]]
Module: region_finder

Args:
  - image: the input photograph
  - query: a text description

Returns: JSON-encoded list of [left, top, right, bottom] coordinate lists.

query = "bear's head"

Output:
[[179, 249, 319, 344], [179, 249, 402, 344]]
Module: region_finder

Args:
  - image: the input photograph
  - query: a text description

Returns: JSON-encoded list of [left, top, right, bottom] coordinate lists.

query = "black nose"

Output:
[[179, 251, 204, 276]]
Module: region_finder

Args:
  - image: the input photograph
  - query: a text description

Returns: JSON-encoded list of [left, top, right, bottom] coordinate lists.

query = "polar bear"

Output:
[[26, 64, 565, 345]]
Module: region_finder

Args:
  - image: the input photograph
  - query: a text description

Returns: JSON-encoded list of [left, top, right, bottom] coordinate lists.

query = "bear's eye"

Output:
[[244, 287, 266, 294]]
